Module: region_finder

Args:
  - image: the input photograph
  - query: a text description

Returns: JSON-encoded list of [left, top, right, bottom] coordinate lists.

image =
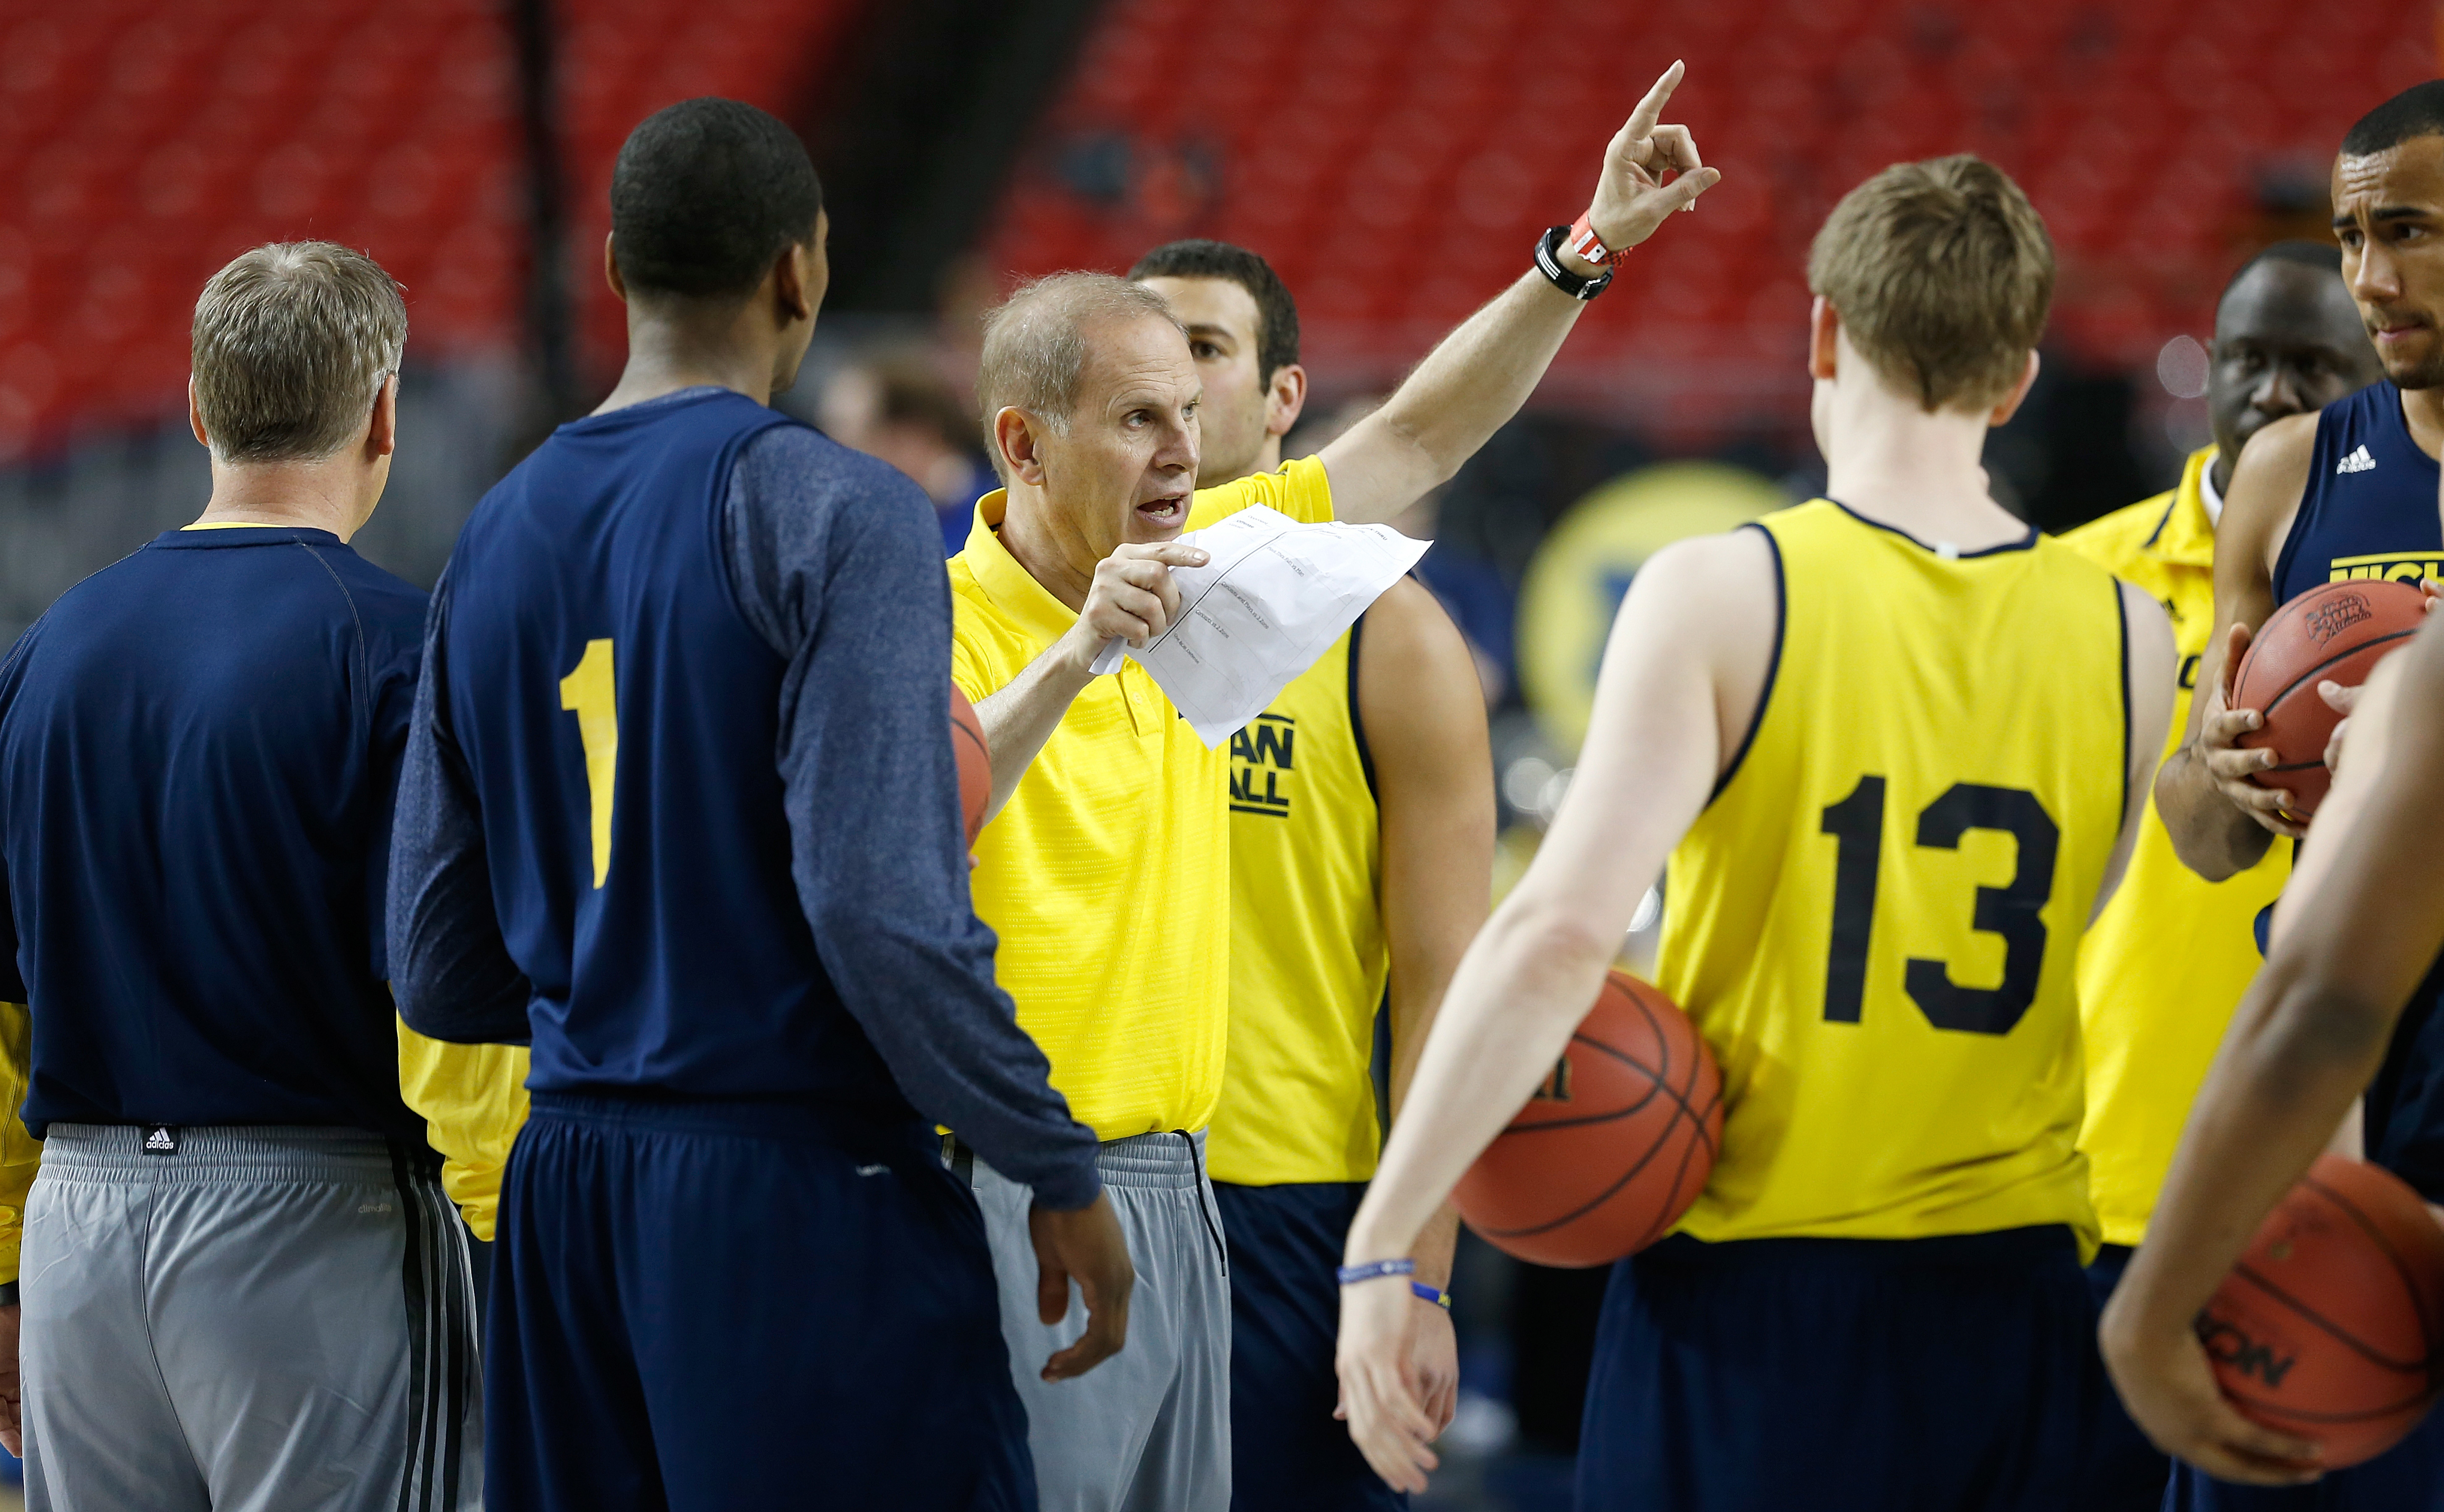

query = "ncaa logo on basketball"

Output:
[[2196, 1314, 2297, 1389], [2302, 595, 2374, 646], [1530, 1056, 1574, 1102]]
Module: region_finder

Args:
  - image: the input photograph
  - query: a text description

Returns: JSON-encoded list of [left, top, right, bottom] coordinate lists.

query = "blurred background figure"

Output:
[[0, 0, 2437, 1507], [816, 349, 995, 554]]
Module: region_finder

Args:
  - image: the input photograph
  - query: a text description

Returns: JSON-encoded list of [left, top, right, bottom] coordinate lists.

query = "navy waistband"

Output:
[[528, 1089, 932, 1151], [1640, 1225, 2080, 1272]]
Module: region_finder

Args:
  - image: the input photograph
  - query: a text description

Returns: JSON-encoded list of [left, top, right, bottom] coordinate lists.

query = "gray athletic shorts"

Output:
[[21, 1124, 481, 1512], [968, 1129, 1232, 1512]]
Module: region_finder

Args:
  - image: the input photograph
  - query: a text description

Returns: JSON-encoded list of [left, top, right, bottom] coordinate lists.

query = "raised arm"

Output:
[[2101, 619, 2444, 1485], [1335, 527, 1776, 1490], [2153, 413, 2315, 879], [1318, 62, 1720, 527], [1357, 578, 1495, 1428]]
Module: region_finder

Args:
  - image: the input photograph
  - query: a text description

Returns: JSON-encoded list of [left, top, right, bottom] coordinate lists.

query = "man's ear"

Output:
[[1806, 297, 1840, 382], [772, 241, 819, 327], [366, 373, 398, 461], [992, 407, 1050, 488], [1265, 363, 1309, 440], [1987, 349, 2042, 429], [604, 232, 626, 304], [188, 377, 210, 451]]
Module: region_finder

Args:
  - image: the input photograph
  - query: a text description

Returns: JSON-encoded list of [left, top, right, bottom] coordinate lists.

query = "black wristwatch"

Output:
[[1534, 225, 1615, 301]]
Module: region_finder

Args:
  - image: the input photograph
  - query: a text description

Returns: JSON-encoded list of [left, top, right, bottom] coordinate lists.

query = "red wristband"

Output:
[[1565, 210, 1617, 266]]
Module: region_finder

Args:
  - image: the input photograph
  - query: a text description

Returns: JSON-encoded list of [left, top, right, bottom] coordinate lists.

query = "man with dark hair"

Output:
[[2116, 79, 2444, 1509], [2060, 240, 2377, 1509], [1125, 240, 1490, 1512], [0, 242, 480, 1512], [389, 97, 1130, 1511]]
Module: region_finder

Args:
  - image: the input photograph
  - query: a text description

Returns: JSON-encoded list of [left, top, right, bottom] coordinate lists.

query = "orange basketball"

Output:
[[1452, 970, 1723, 1268], [2202, 1155, 2444, 1468], [2232, 580, 2424, 819], [950, 686, 990, 847]]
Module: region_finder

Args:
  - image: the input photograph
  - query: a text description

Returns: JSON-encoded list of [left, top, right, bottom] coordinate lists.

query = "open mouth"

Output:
[[1136, 495, 1188, 524]]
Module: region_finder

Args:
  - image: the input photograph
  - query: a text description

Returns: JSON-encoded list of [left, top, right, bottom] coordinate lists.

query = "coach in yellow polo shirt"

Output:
[[2060, 240, 2376, 1510], [949, 70, 1716, 1512]]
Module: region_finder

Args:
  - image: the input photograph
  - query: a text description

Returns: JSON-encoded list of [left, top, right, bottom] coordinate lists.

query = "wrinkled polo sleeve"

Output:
[[0, 999, 37, 1288], [725, 428, 1101, 1211], [1181, 452, 1336, 530], [395, 1018, 529, 1241], [389, 568, 536, 1046]]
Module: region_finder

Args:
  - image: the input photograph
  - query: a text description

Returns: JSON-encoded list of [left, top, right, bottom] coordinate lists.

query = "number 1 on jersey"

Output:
[[559, 638, 617, 888]]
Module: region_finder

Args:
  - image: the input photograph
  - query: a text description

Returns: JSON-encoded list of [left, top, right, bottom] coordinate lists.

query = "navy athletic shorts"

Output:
[[1577, 1226, 2097, 1512], [1212, 1181, 1405, 1512], [485, 1092, 1036, 1512], [2086, 1243, 2175, 1509]]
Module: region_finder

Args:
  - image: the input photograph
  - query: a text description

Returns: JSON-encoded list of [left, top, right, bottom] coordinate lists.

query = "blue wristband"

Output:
[[1336, 1258, 1416, 1287], [1410, 1280, 1452, 1310]]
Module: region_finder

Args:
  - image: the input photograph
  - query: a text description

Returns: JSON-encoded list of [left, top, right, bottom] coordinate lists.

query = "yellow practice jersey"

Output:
[[950, 458, 1334, 1141], [2061, 448, 2288, 1248], [1660, 501, 2128, 1249], [396, 1020, 530, 1242], [1206, 625, 1388, 1186], [0, 1001, 40, 1283]]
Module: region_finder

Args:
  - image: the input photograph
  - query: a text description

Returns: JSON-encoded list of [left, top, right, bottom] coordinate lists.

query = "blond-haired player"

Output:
[[1335, 157, 2173, 1512]]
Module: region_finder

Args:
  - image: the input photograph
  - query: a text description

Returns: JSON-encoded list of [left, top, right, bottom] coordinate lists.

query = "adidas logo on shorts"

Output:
[[2337, 444, 2377, 475], [142, 1125, 179, 1155]]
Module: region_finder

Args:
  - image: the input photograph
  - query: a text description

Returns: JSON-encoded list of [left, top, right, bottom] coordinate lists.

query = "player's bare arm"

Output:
[[2092, 580, 2180, 924], [1317, 62, 1719, 528], [1335, 527, 1775, 1491], [2102, 618, 2444, 1486], [1356, 578, 1495, 1432], [969, 540, 1208, 819], [2155, 411, 2318, 876]]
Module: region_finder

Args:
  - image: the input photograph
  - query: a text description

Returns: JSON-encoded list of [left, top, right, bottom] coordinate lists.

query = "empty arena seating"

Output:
[[983, 0, 2433, 417], [0, 0, 856, 458]]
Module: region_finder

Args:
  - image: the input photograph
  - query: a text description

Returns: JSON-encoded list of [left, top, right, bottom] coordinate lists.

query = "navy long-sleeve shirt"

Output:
[[0, 527, 428, 1138], [389, 388, 1098, 1209]]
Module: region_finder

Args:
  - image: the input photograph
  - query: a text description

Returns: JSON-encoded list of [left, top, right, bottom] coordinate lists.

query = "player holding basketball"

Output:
[[2122, 79, 2444, 1510], [2101, 618, 2444, 1500], [1334, 157, 2175, 1510], [389, 100, 1127, 1510], [2062, 241, 2378, 1507], [949, 64, 1712, 1512], [1127, 239, 1493, 1510]]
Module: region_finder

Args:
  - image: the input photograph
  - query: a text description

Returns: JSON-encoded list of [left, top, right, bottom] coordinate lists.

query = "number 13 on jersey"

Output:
[[1819, 774, 2060, 1036], [559, 638, 618, 887]]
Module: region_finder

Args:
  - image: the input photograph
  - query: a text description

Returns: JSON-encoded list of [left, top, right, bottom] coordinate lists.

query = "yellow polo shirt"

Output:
[[2061, 446, 2290, 1248], [950, 457, 1335, 1141]]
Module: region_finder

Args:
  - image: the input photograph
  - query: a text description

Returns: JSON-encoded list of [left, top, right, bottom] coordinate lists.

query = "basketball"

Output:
[[950, 686, 991, 847], [2232, 580, 2426, 819], [1452, 970, 1723, 1268], [2200, 1155, 2444, 1468]]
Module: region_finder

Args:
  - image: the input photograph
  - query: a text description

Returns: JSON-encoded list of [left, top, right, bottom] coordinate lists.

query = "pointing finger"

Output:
[[1622, 59, 1685, 141]]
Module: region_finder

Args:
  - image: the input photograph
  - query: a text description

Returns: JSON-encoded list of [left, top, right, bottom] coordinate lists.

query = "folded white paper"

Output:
[[1088, 506, 1431, 746]]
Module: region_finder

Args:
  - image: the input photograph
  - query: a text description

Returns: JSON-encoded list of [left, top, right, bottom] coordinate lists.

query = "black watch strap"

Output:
[[0, 1281, 19, 1308], [1534, 224, 1614, 301]]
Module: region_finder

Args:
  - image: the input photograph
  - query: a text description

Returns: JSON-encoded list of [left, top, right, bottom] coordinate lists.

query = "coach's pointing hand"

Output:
[[1029, 1192, 1135, 1381], [1581, 60, 1721, 255], [1063, 541, 1209, 665]]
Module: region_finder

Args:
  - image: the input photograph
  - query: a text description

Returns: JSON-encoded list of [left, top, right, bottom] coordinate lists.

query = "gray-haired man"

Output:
[[949, 61, 1715, 1512], [0, 242, 479, 1512]]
